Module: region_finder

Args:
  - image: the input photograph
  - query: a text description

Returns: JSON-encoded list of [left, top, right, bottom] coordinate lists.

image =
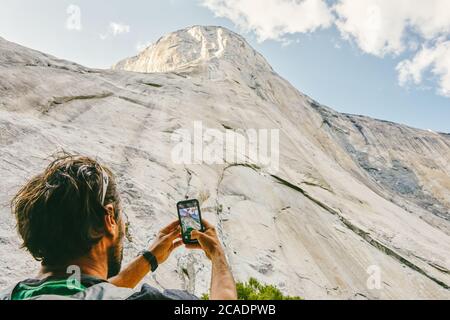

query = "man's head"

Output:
[[12, 153, 124, 278]]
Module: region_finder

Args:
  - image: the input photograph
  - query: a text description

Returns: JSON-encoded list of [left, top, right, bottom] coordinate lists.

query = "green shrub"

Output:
[[201, 277, 302, 300]]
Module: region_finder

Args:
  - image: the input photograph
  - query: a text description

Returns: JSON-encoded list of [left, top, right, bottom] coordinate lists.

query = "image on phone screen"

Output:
[[177, 200, 203, 243]]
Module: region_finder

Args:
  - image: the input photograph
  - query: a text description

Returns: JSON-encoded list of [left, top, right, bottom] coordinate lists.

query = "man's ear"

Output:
[[104, 204, 117, 237]]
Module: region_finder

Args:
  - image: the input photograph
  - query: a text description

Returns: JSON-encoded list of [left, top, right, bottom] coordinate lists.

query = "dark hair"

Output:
[[11, 153, 121, 266]]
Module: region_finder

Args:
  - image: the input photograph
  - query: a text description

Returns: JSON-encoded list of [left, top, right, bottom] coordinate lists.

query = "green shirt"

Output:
[[12, 278, 85, 300]]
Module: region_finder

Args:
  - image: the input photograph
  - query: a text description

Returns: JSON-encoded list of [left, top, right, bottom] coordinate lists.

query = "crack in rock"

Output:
[[270, 174, 450, 290], [42, 92, 113, 114]]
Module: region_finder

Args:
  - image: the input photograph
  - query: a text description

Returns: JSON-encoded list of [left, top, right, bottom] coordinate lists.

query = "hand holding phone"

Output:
[[176, 201, 236, 299], [177, 199, 205, 244], [188, 219, 225, 261], [148, 220, 182, 264]]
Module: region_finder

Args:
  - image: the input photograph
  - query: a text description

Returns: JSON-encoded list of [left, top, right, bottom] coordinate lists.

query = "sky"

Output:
[[0, 0, 449, 132]]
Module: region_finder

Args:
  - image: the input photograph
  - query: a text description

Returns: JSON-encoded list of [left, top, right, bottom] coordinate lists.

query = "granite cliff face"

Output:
[[1, 26, 449, 299]]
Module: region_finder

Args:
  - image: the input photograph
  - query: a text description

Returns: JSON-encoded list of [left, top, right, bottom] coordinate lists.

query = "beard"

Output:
[[107, 242, 123, 278], [107, 218, 124, 278]]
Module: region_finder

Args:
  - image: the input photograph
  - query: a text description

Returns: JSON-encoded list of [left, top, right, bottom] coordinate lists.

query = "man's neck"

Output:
[[39, 252, 109, 281]]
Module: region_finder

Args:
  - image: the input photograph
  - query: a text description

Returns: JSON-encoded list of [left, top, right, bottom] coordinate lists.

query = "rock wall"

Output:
[[0, 26, 449, 299]]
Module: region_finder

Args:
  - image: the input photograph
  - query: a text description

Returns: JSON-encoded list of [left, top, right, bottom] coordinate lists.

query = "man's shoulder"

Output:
[[0, 279, 198, 300]]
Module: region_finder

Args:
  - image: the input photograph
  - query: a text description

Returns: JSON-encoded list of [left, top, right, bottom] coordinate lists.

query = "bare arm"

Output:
[[109, 220, 182, 288], [190, 220, 237, 300], [108, 255, 150, 288], [209, 251, 237, 300]]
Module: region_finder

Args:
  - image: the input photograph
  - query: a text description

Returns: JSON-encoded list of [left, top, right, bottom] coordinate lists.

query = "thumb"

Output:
[[166, 226, 181, 240], [172, 239, 183, 249], [190, 230, 203, 240]]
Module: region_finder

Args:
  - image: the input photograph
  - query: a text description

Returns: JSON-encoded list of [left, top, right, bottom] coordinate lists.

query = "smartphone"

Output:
[[177, 199, 204, 244]]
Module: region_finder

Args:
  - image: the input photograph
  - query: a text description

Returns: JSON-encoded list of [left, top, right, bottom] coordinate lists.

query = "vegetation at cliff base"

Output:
[[202, 277, 302, 300]]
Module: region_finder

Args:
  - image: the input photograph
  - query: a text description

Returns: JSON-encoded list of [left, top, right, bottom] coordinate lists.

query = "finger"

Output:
[[201, 219, 214, 229], [172, 240, 183, 249], [161, 220, 180, 234], [190, 230, 203, 240], [166, 226, 181, 240], [160, 220, 180, 234], [174, 232, 182, 240], [205, 228, 217, 236]]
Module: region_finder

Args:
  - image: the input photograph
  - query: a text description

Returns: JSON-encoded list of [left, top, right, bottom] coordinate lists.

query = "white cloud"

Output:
[[99, 22, 131, 40], [109, 22, 131, 36], [200, 0, 333, 42], [334, 0, 450, 96], [397, 41, 450, 97], [200, 0, 450, 97], [201, 1, 450, 53], [334, 0, 450, 57]]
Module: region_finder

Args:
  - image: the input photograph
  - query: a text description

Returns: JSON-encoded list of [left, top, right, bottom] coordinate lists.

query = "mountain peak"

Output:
[[113, 25, 273, 77]]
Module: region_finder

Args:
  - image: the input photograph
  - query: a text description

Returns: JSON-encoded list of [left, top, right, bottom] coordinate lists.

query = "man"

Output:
[[0, 154, 237, 300]]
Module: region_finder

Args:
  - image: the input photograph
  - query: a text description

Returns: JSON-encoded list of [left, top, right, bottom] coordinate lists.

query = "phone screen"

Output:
[[177, 199, 203, 243]]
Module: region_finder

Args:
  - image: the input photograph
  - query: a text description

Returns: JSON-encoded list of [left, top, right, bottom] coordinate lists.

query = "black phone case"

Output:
[[177, 199, 204, 244]]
